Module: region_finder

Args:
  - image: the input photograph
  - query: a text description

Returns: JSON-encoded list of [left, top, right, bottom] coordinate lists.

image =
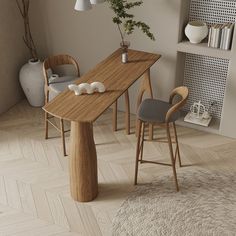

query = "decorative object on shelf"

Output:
[[208, 23, 234, 50], [184, 101, 212, 127], [185, 21, 208, 44], [17, 0, 45, 107], [68, 82, 106, 96], [74, 0, 155, 63]]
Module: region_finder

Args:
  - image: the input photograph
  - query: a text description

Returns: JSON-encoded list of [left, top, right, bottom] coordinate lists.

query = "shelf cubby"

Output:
[[176, 115, 221, 135], [175, 0, 236, 136], [177, 41, 232, 60]]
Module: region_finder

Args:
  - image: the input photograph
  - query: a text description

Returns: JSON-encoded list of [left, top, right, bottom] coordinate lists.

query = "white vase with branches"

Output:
[[17, 0, 45, 107]]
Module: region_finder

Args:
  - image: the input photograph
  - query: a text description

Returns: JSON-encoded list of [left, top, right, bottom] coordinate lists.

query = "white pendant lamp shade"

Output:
[[90, 0, 105, 4], [74, 0, 92, 11]]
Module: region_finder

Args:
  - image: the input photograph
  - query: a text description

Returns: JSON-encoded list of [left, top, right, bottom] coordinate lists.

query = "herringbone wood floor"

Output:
[[0, 100, 236, 236]]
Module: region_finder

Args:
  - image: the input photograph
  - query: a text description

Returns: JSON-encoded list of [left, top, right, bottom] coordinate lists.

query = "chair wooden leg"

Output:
[[166, 123, 179, 192], [60, 119, 67, 156], [140, 122, 145, 163], [124, 90, 130, 135], [134, 120, 142, 185], [112, 101, 118, 132], [173, 122, 182, 167], [45, 90, 50, 140], [45, 112, 49, 139]]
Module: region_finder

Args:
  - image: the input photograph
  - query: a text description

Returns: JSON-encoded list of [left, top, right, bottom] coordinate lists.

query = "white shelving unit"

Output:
[[175, 0, 236, 137]]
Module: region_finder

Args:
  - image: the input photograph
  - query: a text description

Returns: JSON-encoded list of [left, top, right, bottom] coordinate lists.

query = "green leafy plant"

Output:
[[106, 0, 155, 46]]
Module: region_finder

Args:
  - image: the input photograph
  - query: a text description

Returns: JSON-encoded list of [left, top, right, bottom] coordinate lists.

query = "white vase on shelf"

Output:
[[185, 21, 208, 44], [19, 59, 45, 107]]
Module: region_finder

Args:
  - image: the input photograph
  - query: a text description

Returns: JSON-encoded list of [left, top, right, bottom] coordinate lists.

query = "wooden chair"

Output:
[[134, 86, 189, 191], [43, 55, 80, 156]]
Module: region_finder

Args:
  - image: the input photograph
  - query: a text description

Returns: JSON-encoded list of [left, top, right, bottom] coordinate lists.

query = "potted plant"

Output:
[[17, 0, 45, 107], [106, 0, 155, 63]]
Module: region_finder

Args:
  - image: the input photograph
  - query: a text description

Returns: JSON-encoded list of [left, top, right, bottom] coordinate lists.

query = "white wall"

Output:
[[0, 0, 29, 114], [33, 0, 182, 113]]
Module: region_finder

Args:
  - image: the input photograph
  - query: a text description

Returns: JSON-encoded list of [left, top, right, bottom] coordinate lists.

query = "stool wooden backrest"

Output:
[[166, 86, 189, 123]]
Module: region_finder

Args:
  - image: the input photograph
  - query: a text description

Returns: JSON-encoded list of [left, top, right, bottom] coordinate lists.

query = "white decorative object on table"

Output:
[[79, 83, 94, 94], [185, 21, 208, 44], [68, 82, 106, 96], [90, 82, 106, 93]]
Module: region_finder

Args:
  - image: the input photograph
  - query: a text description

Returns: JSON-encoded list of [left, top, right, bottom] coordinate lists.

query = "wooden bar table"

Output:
[[43, 49, 161, 202]]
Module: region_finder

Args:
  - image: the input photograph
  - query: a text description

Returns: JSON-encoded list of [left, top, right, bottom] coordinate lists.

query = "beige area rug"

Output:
[[112, 169, 236, 236]]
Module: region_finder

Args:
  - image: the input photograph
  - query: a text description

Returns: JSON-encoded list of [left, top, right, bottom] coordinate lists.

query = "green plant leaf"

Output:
[[106, 0, 155, 42]]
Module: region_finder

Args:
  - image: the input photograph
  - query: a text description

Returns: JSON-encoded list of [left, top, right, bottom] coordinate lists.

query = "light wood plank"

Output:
[[0, 100, 235, 235]]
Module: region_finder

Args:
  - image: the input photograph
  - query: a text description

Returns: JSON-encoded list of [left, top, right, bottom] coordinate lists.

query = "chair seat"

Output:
[[49, 77, 78, 101], [138, 99, 180, 123]]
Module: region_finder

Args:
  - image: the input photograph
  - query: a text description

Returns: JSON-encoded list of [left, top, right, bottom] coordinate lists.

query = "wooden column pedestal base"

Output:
[[69, 121, 98, 202]]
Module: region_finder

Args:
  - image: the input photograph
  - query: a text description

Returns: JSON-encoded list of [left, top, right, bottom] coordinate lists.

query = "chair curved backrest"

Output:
[[165, 86, 189, 123], [43, 54, 80, 103], [43, 54, 80, 86]]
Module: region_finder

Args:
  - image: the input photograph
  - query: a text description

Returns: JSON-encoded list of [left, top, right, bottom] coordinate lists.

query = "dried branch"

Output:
[[16, 0, 24, 17], [16, 0, 38, 60]]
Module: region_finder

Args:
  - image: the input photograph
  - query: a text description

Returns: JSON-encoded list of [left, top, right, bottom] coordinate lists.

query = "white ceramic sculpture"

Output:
[[184, 101, 212, 127], [185, 21, 208, 44], [68, 82, 106, 96]]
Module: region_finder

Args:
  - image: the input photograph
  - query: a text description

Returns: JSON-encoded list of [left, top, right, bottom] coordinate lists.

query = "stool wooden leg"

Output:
[[112, 101, 118, 132], [149, 124, 154, 140], [173, 122, 182, 167], [166, 123, 179, 192], [136, 69, 154, 139], [124, 90, 130, 135], [60, 119, 67, 156], [134, 120, 142, 185], [45, 112, 49, 139]]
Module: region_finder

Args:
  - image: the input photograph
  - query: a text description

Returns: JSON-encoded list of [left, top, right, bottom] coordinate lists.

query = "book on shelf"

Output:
[[208, 22, 234, 50]]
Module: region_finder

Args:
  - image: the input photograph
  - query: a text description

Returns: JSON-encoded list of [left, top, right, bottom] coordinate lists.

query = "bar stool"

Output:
[[134, 86, 189, 191]]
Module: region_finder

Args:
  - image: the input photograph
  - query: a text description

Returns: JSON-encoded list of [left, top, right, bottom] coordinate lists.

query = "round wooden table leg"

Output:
[[70, 121, 98, 202]]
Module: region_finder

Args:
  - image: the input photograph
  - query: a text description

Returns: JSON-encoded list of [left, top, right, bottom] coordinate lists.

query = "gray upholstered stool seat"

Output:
[[138, 98, 180, 123]]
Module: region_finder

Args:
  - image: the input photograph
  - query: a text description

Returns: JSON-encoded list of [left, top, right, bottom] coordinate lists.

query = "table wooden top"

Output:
[[43, 49, 161, 122]]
